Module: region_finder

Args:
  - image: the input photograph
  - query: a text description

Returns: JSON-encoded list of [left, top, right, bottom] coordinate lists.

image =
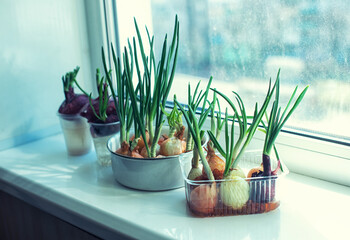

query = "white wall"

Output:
[[0, 0, 96, 149]]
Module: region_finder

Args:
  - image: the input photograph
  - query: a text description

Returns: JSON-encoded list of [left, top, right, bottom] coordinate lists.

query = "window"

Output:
[[115, 0, 350, 185], [1, 0, 348, 185], [149, 0, 350, 143]]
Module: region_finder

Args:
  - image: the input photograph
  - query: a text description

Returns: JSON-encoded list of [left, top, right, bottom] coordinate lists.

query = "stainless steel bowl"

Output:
[[107, 133, 193, 191]]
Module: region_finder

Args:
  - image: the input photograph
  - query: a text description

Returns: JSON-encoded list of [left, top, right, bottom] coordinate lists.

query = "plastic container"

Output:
[[179, 150, 288, 217], [89, 121, 120, 166], [107, 128, 207, 191], [57, 113, 92, 156]]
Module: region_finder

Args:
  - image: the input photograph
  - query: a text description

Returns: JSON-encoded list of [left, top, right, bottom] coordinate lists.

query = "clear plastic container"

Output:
[[179, 150, 288, 217], [89, 121, 120, 166], [57, 113, 92, 156]]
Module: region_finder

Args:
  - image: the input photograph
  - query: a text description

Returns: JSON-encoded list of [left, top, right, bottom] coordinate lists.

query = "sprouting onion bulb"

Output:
[[220, 175, 249, 209], [188, 167, 202, 180], [207, 79, 277, 209], [261, 69, 308, 176], [176, 98, 218, 213], [174, 96, 215, 181], [159, 103, 187, 156], [116, 141, 129, 156], [247, 165, 263, 179], [203, 142, 225, 180], [161, 102, 183, 138], [58, 66, 89, 115], [208, 79, 276, 176], [187, 147, 202, 180], [103, 15, 179, 157], [130, 131, 150, 150], [140, 144, 160, 158], [129, 15, 179, 158], [175, 77, 213, 180], [159, 137, 186, 156]]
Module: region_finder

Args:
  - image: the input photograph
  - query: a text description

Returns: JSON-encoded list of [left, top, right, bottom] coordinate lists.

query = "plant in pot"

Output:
[[248, 69, 308, 204], [105, 16, 208, 191], [177, 77, 214, 181], [177, 70, 308, 217], [57, 66, 92, 156], [80, 68, 120, 166]]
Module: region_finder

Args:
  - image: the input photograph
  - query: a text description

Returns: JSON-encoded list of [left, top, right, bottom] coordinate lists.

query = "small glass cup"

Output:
[[89, 121, 120, 166], [57, 112, 92, 156]]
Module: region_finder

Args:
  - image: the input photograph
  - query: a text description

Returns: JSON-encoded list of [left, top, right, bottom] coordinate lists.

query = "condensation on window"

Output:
[[150, 0, 350, 140]]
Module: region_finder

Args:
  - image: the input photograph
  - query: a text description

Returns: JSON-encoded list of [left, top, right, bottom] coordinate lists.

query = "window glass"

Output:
[[150, 0, 350, 141]]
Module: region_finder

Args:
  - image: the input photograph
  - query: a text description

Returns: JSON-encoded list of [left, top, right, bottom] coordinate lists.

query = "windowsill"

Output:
[[0, 134, 349, 239]]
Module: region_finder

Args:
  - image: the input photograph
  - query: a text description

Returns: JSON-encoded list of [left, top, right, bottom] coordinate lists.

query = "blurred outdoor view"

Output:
[[150, 0, 350, 141]]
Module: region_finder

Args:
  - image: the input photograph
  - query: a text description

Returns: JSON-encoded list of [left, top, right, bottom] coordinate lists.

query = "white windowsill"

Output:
[[0, 133, 349, 240]]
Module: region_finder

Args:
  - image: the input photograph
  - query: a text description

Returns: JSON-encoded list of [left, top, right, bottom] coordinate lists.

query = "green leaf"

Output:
[[207, 130, 226, 158], [88, 93, 102, 121], [123, 46, 150, 156]]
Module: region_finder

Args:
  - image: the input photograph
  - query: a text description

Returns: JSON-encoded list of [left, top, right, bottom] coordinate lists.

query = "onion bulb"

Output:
[[247, 165, 264, 179], [116, 141, 129, 156], [140, 146, 149, 158], [220, 175, 249, 209], [159, 137, 186, 156], [190, 183, 217, 214], [229, 166, 246, 179], [203, 143, 225, 179], [130, 131, 150, 150], [129, 149, 143, 158], [187, 166, 202, 180], [158, 135, 168, 145], [140, 144, 160, 158]]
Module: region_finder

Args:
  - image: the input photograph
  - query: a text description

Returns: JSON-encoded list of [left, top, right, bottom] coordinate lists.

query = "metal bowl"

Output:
[[107, 130, 207, 191], [107, 134, 194, 191]]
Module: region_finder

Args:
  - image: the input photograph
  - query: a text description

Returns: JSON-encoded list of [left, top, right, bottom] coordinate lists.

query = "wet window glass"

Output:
[[150, 0, 350, 141]]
